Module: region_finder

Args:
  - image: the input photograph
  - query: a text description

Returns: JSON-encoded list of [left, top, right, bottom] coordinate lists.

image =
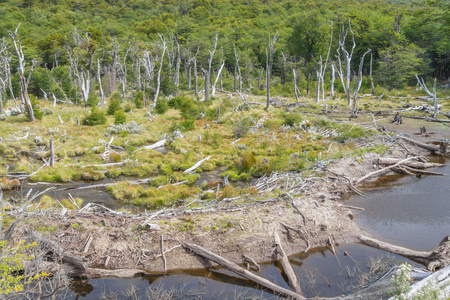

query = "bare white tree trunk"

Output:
[[370, 53, 375, 95], [258, 67, 264, 90], [415, 75, 439, 118], [97, 58, 105, 105], [336, 20, 356, 107], [266, 32, 278, 109], [212, 61, 225, 96], [293, 69, 300, 102], [154, 34, 167, 108], [316, 22, 333, 103], [205, 33, 218, 101], [8, 24, 35, 121], [174, 39, 181, 89], [330, 63, 335, 98], [234, 44, 242, 93], [351, 49, 371, 117]]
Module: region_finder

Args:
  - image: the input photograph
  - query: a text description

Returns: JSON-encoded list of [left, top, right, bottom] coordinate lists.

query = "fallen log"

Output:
[[359, 235, 450, 271], [274, 232, 305, 296], [402, 166, 445, 176], [182, 243, 305, 299], [354, 156, 420, 185], [134, 140, 166, 153], [400, 136, 440, 152], [378, 158, 444, 169], [184, 156, 211, 173], [59, 178, 151, 191]]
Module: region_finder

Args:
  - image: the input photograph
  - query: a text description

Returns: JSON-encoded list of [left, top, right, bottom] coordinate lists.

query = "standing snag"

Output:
[[8, 24, 35, 121], [266, 32, 278, 109]]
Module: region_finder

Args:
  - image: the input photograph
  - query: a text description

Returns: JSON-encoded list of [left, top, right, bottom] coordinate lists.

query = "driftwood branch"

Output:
[[184, 156, 211, 173]]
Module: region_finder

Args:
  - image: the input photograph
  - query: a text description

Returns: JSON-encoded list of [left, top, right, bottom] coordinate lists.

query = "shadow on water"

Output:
[[345, 157, 450, 250], [68, 244, 418, 299]]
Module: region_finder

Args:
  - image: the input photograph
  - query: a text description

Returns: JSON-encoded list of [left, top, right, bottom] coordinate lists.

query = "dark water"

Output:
[[68, 244, 417, 299], [345, 158, 450, 250]]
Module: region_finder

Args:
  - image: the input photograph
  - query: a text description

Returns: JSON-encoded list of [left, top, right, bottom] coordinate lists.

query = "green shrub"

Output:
[[114, 109, 127, 125], [107, 92, 122, 115], [86, 93, 98, 107], [82, 108, 107, 126], [179, 98, 200, 119], [282, 112, 303, 127], [233, 118, 251, 137], [134, 91, 144, 109], [155, 98, 169, 114], [168, 96, 185, 109], [124, 104, 132, 112], [240, 151, 256, 171], [27, 95, 43, 120]]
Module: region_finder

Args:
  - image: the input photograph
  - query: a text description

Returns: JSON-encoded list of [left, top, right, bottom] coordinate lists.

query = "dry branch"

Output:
[[274, 232, 304, 296], [182, 243, 305, 299], [184, 156, 211, 173]]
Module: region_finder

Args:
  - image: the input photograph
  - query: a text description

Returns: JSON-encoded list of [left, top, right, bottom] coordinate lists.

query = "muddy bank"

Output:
[[8, 140, 441, 276]]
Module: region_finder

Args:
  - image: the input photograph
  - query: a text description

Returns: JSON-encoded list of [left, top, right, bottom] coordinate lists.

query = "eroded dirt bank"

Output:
[[9, 139, 441, 276]]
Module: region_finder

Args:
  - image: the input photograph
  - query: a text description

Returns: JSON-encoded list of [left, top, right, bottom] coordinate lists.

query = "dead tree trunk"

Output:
[[258, 67, 264, 90], [111, 38, 119, 92], [193, 47, 199, 98], [234, 44, 242, 93], [97, 58, 105, 105], [154, 34, 167, 108], [330, 63, 335, 98], [370, 53, 375, 95], [266, 32, 278, 110], [49, 137, 55, 167], [336, 20, 356, 107], [316, 22, 333, 103], [205, 33, 218, 101], [293, 69, 300, 102], [415, 75, 438, 118], [8, 24, 35, 121], [351, 49, 371, 117], [182, 243, 305, 299]]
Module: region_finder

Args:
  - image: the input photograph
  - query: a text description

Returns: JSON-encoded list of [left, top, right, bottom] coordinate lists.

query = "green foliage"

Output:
[[27, 95, 43, 121], [82, 108, 107, 126], [86, 93, 98, 107], [114, 109, 127, 125], [171, 119, 196, 132], [0, 240, 48, 295], [391, 263, 412, 300], [378, 44, 427, 90], [282, 112, 303, 127], [134, 91, 144, 109], [240, 151, 256, 172], [155, 98, 169, 114], [107, 92, 122, 115], [124, 104, 132, 112], [179, 98, 199, 119], [168, 96, 186, 109]]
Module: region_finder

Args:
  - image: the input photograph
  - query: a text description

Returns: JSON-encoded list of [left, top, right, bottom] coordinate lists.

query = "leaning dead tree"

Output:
[[233, 43, 242, 93], [415, 74, 438, 118], [266, 31, 278, 109], [8, 24, 35, 121], [211, 46, 225, 97], [336, 20, 356, 107]]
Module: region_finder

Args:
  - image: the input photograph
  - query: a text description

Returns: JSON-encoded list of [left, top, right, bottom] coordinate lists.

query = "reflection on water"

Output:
[[346, 159, 450, 250], [69, 244, 416, 299]]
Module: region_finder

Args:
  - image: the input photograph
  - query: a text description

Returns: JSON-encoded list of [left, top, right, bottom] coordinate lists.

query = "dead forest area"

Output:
[[0, 83, 450, 298], [0, 0, 450, 298]]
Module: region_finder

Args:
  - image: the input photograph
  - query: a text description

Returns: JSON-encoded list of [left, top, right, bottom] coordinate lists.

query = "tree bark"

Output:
[[182, 243, 305, 299]]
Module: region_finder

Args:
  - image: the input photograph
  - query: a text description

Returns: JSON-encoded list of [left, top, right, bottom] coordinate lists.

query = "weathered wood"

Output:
[[359, 235, 431, 263], [182, 243, 305, 299], [354, 156, 420, 185], [378, 158, 444, 169], [160, 234, 167, 273], [59, 178, 151, 191], [274, 232, 305, 296], [134, 139, 165, 152], [184, 156, 211, 173], [49, 137, 54, 168], [140, 209, 164, 227], [401, 136, 440, 152]]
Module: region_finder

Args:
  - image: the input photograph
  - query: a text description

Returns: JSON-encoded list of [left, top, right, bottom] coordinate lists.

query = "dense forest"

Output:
[[0, 0, 449, 110]]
